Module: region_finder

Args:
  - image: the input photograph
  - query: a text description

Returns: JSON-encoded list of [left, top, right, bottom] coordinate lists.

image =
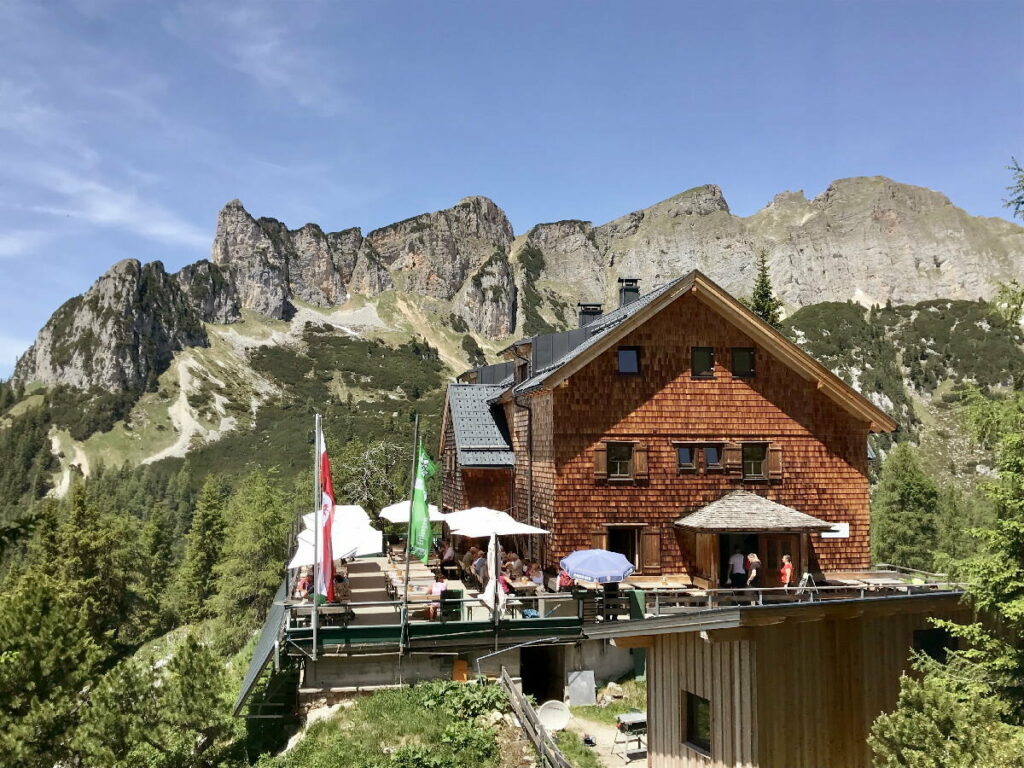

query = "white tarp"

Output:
[[379, 499, 444, 524], [445, 506, 549, 538], [289, 505, 382, 569], [479, 532, 507, 617]]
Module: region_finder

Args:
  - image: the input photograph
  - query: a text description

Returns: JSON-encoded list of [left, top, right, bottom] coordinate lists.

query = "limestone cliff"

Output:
[[13, 258, 237, 391], [14, 176, 1024, 394]]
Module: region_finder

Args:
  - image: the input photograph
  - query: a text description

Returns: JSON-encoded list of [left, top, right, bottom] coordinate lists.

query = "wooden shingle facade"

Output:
[[440, 271, 896, 584]]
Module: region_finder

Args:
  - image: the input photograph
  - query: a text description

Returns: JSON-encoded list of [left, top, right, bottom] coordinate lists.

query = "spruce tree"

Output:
[[749, 248, 784, 329], [169, 474, 230, 624], [871, 442, 939, 572]]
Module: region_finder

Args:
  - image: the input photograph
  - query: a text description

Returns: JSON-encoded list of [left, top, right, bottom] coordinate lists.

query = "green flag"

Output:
[[408, 441, 436, 564]]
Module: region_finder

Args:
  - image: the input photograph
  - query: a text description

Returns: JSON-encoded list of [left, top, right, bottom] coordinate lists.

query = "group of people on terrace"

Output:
[[727, 547, 794, 589]]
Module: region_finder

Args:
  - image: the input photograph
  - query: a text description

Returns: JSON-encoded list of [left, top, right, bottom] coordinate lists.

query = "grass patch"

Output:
[[556, 731, 603, 768], [571, 678, 647, 726], [259, 680, 510, 768]]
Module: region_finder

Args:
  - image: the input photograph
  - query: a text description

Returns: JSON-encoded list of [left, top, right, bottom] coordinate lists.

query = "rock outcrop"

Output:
[[13, 259, 223, 391], [15, 176, 1024, 393]]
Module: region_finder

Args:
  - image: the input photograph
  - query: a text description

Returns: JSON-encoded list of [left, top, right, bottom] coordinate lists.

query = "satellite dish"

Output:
[[537, 700, 571, 732]]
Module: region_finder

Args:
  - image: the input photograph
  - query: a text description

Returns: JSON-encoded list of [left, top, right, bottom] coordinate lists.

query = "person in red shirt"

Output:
[[780, 554, 795, 589]]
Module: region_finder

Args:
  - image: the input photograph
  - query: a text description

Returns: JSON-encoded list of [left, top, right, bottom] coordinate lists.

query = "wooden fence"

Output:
[[499, 668, 573, 768]]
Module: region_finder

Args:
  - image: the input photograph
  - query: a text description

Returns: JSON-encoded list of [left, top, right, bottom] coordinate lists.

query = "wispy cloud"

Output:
[[164, 0, 345, 114], [0, 230, 52, 259], [30, 168, 208, 249]]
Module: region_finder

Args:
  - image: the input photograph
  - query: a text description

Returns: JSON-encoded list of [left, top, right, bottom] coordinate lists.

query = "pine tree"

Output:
[[169, 474, 230, 624], [749, 248, 784, 329], [72, 633, 236, 768], [871, 443, 939, 572], [210, 471, 290, 648]]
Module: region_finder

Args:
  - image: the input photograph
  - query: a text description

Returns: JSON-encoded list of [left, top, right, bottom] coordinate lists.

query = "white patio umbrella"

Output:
[[289, 505, 382, 568], [444, 507, 549, 538], [379, 499, 444, 524]]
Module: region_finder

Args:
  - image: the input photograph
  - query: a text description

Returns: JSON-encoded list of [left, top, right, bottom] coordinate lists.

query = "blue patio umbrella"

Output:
[[559, 549, 635, 584]]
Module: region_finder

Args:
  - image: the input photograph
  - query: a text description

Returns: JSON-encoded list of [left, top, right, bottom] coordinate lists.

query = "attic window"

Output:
[[607, 443, 634, 479], [731, 348, 755, 378], [742, 443, 768, 479], [617, 347, 640, 375], [676, 444, 696, 473], [692, 347, 714, 378]]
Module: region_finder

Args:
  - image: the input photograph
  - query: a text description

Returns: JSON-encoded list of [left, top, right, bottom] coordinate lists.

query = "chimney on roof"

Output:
[[577, 302, 603, 328], [618, 278, 640, 308]]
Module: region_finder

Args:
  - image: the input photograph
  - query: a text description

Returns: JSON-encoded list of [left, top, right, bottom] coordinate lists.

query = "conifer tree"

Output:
[[210, 471, 290, 647], [871, 442, 939, 572], [749, 248, 784, 329], [170, 474, 230, 624]]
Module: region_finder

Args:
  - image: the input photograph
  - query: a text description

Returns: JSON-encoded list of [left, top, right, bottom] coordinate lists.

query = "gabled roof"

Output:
[[496, 270, 896, 433], [675, 490, 834, 533], [445, 383, 514, 467]]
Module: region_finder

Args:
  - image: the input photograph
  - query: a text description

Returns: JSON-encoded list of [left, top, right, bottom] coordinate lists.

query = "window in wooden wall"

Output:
[[617, 346, 641, 375], [684, 691, 711, 754], [742, 442, 768, 479], [606, 525, 639, 568], [691, 347, 715, 378], [731, 347, 755, 377], [703, 444, 724, 471], [676, 444, 696, 473], [607, 443, 634, 479], [914, 627, 954, 665]]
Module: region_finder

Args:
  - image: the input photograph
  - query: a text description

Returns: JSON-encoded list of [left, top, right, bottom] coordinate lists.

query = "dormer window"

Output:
[[514, 360, 528, 384], [617, 346, 641, 375]]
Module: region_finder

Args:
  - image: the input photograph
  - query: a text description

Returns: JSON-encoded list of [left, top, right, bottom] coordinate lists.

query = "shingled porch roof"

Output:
[[675, 490, 834, 533]]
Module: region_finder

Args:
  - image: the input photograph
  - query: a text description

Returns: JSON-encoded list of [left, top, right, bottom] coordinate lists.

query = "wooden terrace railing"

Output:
[[499, 667, 573, 768]]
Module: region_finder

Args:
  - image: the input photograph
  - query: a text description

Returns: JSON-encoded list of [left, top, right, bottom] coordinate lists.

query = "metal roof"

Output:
[[511, 276, 687, 395], [674, 490, 834, 533], [448, 384, 515, 467]]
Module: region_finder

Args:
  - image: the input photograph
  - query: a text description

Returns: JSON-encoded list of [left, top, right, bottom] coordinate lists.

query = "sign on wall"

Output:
[[821, 522, 850, 539]]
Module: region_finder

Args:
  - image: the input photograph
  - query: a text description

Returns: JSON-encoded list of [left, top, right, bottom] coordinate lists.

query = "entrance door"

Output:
[[606, 526, 639, 570], [520, 645, 565, 702], [762, 534, 801, 587]]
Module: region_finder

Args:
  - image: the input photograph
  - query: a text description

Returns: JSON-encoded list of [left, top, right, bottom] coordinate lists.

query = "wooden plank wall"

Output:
[[548, 292, 872, 574], [754, 606, 970, 768], [649, 631, 757, 768], [648, 605, 969, 768], [440, 406, 464, 511], [462, 468, 511, 510]]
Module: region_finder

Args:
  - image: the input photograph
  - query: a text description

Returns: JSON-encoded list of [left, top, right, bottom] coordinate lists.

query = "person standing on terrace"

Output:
[[728, 546, 747, 588], [780, 554, 795, 589]]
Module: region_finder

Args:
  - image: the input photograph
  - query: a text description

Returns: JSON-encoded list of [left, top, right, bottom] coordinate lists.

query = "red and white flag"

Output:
[[316, 437, 336, 603]]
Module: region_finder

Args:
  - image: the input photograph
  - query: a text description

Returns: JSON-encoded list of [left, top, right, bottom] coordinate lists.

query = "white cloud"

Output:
[[0, 333, 31, 379], [165, 0, 345, 114], [0, 230, 52, 259], [30, 168, 209, 249]]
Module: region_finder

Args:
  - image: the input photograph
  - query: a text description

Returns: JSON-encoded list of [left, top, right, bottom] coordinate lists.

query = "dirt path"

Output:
[[565, 713, 644, 768]]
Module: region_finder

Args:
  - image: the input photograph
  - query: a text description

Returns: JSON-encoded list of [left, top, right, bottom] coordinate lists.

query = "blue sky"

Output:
[[0, 0, 1021, 378]]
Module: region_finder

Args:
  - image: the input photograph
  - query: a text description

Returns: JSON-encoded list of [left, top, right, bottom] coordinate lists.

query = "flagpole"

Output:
[[401, 412, 420, 652], [312, 413, 321, 663]]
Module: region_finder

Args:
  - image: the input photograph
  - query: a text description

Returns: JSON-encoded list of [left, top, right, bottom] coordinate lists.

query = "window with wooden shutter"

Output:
[[593, 444, 608, 480], [723, 442, 742, 473], [591, 529, 609, 551], [641, 528, 662, 575], [768, 445, 783, 481], [634, 444, 649, 481]]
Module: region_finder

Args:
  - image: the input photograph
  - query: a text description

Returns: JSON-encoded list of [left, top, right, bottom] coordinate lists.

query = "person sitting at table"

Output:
[[425, 572, 447, 620], [472, 550, 487, 585], [497, 570, 511, 594], [527, 561, 545, 589], [294, 570, 312, 600], [505, 551, 525, 580], [441, 540, 456, 565], [461, 547, 478, 575]]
